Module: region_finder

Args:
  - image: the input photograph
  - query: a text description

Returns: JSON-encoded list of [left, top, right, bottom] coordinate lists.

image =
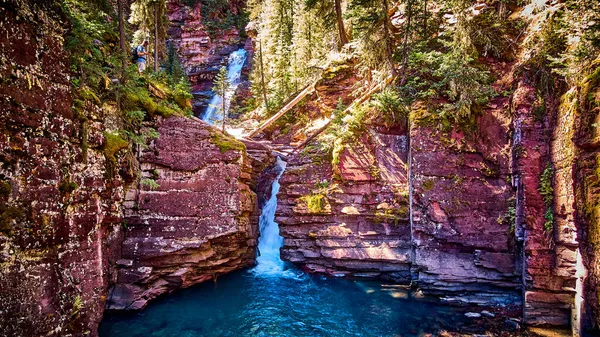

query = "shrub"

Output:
[[300, 194, 327, 213], [141, 178, 160, 190]]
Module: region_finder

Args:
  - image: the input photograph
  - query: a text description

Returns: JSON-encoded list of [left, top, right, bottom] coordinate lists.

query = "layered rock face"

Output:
[[0, 3, 125, 336], [511, 75, 578, 327], [107, 117, 271, 310], [411, 108, 521, 305], [574, 72, 600, 332], [274, 62, 598, 333], [278, 126, 412, 280], [277, 114, 521, 303]]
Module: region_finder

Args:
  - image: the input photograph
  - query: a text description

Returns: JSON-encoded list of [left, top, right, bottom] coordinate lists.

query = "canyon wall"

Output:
[[0, 2, 270, 335], [275, 63, 600, 333], [0, 3, 125, 335], [107, 117, 272, 310]]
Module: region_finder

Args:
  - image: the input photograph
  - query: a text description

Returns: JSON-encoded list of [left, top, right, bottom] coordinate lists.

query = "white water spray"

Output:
[[253, 157, 296, 277], [202, 48, 247, 124]]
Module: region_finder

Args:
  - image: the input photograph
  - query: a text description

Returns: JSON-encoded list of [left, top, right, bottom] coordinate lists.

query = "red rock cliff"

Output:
[[0, 3, 124, 336], [106, 117, 272, 310]]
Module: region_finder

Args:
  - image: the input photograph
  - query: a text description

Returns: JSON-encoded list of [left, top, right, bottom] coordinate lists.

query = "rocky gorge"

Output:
[[1, 0, 600, 336]]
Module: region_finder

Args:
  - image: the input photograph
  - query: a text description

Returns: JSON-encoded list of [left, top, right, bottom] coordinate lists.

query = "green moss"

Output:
[[155, 104, 177, 118], [422, 179, 435, 192], [539, 163, 554, 232], [374, 205, 409, 226], [59, 180, 79, 195], [0, 205, 25, 234], [141, 97, 157, 114], [102, 131, 129, 168], [141, 178, 160, 190], [300, 194, 327, 213], [0, 181, 12, 197], [210, 132, 246, 154]]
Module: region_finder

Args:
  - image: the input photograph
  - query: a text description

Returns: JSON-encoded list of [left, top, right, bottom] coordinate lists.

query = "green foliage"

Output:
[[346, 0, 395, 75], [300, 193, 327, 213], [59, 180, 79, 195], [314, 180, 330, 189], [62, 0, 118, 94], [102, 131, 129, 168], [406, 46, 493, 127], [370, 88, 409, 125], [0, 181, 12, 197], [213, 66, 230, 120], [210, 132, 247, 153], [141, 178, 160, 190], [183, 0, 248, 38], [539, 163, 554, 232], [71, 295, 84, 318]]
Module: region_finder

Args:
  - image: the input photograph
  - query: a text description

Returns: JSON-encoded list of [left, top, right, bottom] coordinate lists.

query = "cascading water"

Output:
[[202, 48, 247, 125], [99, 154, 487, 337], [253, 157, 295, 277]]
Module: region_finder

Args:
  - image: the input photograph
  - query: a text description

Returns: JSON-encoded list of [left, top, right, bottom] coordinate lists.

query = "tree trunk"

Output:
[[118, 0, 127, 83], [334, 0, 348, 48], [153, 4, 158, 72], [221, 89, 226, 133], [259, 40, 269, 113], [400, 0, 413, 84], [382, 0, 397, 76]]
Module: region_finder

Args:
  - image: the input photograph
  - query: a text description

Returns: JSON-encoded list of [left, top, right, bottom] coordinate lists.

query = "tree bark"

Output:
[[334, 0, 348, 48], [259, 40, 269, 113], [117, 0, 127, 83], [400, 0, 413, 84], [154, 3, 159, 72], [222, 88, 226, 133], [382, 0, 397, 76]]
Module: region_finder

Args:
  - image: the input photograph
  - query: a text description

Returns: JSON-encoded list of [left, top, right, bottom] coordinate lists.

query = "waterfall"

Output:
[[253, 157, 292, 277], [202, 48, 247, 125]]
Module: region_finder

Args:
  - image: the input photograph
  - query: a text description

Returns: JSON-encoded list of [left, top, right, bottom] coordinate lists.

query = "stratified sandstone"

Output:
[[278, 126, 412, 280], [106, 117, 269, 310], [0, 4, 125, 336]]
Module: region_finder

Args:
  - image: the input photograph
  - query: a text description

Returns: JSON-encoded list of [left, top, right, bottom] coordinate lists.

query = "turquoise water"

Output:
[[99, 265, 482, 337], [99, 159, 483, 336]]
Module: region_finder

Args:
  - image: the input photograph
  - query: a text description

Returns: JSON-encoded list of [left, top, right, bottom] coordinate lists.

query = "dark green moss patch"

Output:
[[422, 179, 435, 192], [0, 205, 25, 234], [210, 132, 246, 154], [59, 180, 79, 195], [102, 131, 129, 171], [0, 181, 12, 197]]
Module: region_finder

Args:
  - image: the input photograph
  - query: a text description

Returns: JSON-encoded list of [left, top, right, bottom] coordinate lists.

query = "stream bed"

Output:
[[99, 265, 488, 337], [99, 158, 494, 336]]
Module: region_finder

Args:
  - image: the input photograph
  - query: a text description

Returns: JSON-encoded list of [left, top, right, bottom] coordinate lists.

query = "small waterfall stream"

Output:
[[202, 48, 247, 125], [253, 157, 292, 277]]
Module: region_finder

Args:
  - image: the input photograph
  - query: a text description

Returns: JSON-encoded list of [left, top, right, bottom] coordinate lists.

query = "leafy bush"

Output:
[[141, 178, 160, 190], [300, 194, 327, 213]]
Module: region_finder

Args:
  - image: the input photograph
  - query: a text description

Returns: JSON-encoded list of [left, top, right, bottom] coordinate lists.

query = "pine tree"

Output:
[[347, 0, 397, 78], [213, 66, 230, 132], [305, 0, 348, 49]]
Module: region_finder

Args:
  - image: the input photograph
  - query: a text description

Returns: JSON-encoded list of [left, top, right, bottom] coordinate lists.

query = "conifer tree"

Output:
[[305, 0, 348, 49], [213, 66, 230, 132]]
